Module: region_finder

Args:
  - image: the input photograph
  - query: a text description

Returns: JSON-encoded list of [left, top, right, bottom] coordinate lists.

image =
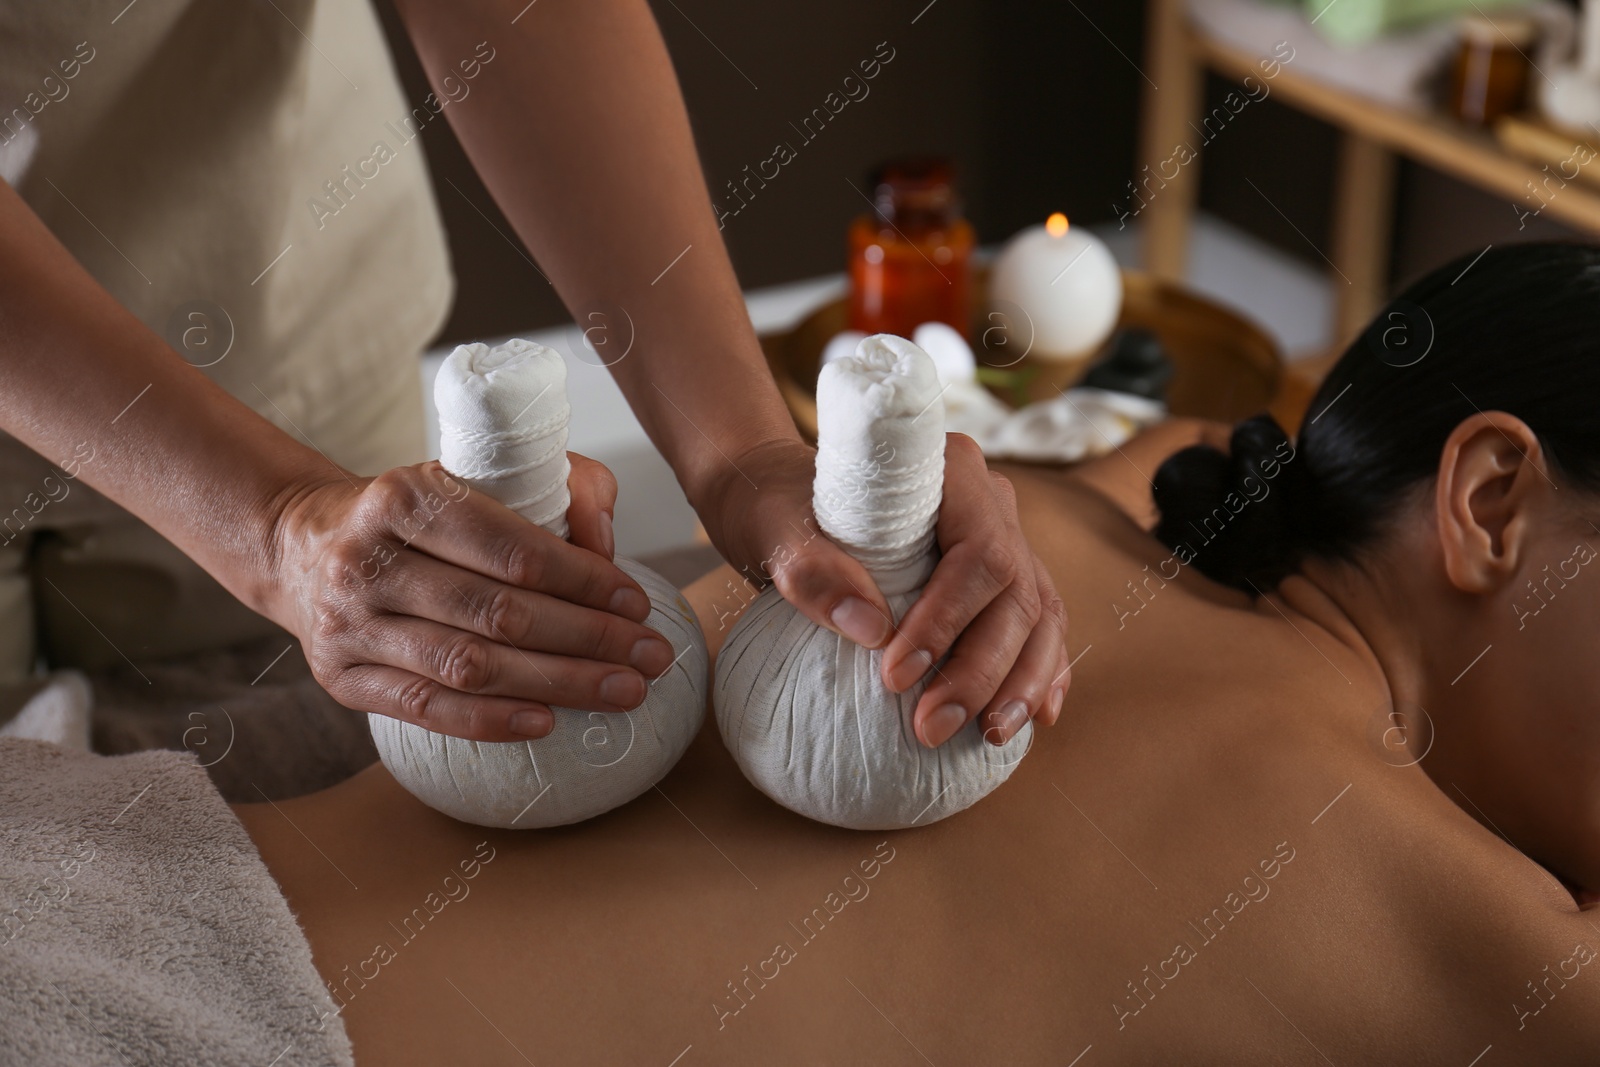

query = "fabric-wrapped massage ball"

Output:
[[369, 339, 708, 828], [714, 333, 1031, 831]]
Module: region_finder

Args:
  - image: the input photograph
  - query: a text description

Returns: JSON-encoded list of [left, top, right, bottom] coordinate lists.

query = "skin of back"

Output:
[[236, 428, 1600, 1066]]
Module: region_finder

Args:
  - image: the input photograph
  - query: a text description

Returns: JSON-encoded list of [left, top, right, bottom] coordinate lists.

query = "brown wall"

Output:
[[376, 0, 1581, 345], [376, 0, 1151, 343]]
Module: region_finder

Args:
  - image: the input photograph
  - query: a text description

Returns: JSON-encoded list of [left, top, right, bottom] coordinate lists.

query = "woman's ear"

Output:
[[1434, 412, 1548, 593]]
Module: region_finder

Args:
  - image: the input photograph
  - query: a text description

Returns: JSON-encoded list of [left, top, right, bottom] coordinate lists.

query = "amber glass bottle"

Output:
[[848, 158, 975, 340]]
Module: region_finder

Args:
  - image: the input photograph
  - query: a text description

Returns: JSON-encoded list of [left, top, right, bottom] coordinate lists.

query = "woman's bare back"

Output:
[[237, 436, 1600, 1065]]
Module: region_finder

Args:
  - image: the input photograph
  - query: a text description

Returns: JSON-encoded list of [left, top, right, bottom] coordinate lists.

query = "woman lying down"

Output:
[[8, 242, 1600, 1064], [226, 243, 1600, 1064]]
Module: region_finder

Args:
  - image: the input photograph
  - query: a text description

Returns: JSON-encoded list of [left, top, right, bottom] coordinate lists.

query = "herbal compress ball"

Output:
[[714, 334, 1031, 830], [369, 339, 708, 828]]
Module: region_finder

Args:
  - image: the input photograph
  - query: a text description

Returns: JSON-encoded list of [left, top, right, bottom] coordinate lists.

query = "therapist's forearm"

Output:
[[389, 0, 797, 509], [0, 180, 336, 614]]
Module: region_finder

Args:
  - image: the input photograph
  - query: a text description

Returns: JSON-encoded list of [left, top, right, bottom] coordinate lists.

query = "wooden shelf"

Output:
[[1139, 0, 1600, 357], [1193, 33, 1600, 235]]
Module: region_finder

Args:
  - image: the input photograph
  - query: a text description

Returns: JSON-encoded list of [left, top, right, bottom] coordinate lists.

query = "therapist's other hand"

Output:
[[262, 454, 676, 742], [696, 435, 1068, 749]]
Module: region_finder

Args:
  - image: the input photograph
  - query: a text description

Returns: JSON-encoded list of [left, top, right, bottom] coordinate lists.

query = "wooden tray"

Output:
[[759, 269, 1282, 448]]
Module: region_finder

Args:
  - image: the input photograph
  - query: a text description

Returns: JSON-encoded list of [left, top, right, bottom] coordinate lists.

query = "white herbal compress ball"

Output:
[[369, 339, 708, 828], [715, 334, 1031, 830]]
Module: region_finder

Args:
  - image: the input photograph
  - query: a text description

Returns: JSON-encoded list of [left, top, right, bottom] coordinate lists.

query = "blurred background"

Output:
[[375, 0, 1595, 554]]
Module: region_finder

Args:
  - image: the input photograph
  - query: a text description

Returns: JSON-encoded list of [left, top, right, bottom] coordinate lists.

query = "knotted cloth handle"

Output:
[[436, 338, 572, 538], [813, 334, 946, 598]]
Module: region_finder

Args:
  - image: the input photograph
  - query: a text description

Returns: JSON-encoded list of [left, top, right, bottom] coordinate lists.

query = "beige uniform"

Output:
[[0, 0, 453, 679]]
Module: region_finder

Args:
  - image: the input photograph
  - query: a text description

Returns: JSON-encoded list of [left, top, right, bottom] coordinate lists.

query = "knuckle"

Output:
[[480, 584, 529, 639], [1041, 585, 1067, 625], [396, 675, 443, 723], [582, 456, 619, 500], [308, 605, 348, 649], [499, 537, 544, 589], [770, 543, 826, 604], [951, 658, 1009, 710], [437, 634, 492, 692], [572, 557, 614, 608], [974, 537, 1019, 591], [590, 611, 635, 660], [322, 540, 368, 588], [918, 597, 971, 652], [987, 469, 1017, 504], [363, 467, 418, 519], [1011, 579, 1043, 626]]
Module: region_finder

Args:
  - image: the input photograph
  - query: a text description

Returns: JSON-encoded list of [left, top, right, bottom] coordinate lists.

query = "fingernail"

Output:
[[508, 708, 552, 737], [609, 586, 650, 620], [990, 700, 1029, 744], [888, 648, 933, 692], [600, 671, 645, 708], [630, 636, 673, 677], [830, 597, 890, 648], [1048, 686, 1065, 723], [921, 702, 966, 748], [599, 510, 615, 560]]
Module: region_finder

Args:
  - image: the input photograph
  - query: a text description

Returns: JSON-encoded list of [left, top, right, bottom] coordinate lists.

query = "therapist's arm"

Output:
[[389, 0, 1070, 746], [0, 179, 668, 741]]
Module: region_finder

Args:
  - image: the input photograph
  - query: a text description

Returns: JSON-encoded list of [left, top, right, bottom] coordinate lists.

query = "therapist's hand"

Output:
[[697, 435, 1069, 749], [261, 454, 676, 742]]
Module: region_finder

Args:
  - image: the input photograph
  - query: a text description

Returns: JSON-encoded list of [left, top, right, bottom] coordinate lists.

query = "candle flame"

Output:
[[1046, 213, 1069, 238]]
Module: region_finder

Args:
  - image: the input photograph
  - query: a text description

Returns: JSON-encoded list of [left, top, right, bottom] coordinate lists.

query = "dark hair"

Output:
[[1152, 242, 1600, 593]]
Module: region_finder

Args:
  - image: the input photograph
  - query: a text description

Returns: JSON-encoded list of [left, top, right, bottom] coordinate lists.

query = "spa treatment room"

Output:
[[5, 0, 1600, 1062]]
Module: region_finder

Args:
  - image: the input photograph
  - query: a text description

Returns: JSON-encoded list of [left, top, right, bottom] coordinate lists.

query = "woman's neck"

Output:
[[1275, 556, 1435, 756]]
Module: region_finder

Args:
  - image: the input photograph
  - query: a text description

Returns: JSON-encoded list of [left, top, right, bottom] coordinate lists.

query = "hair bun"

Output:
[[1152, 414, 1306, 592]]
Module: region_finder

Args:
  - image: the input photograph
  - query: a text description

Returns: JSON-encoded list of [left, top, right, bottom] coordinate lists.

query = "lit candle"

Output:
[[988, 213, 1123, 362]]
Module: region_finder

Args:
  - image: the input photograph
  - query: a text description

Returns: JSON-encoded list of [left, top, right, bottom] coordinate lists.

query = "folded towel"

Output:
[[0, 670, 91, 751], [0, 738, 351, 1066]]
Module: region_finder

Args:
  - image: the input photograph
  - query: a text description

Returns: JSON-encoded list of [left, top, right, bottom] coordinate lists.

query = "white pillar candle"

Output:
[[988, 213, 1123, 362], [369, 339, 708, 829]]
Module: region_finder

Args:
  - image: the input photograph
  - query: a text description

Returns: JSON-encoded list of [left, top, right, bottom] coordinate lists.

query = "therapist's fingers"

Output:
[[700, 439, 894, 648], [323, 614, 648, 714], [370, 549, 674, 676], [882, 436, 1034, 694], [909, 548, 1061, 748], [972, 556, 1068, 745], [389, 462, 649, 622], [330, 662, 556, 742], [565, 451, 618, 561], [769, 523, 896, 650]]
